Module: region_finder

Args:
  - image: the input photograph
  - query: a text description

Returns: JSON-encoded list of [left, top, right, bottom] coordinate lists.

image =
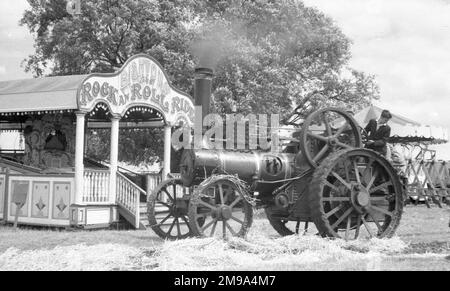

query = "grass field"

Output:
[[0, 205, 449, 270]]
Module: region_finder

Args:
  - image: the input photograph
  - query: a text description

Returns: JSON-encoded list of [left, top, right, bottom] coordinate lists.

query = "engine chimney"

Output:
[[194, 67, 213, 119]]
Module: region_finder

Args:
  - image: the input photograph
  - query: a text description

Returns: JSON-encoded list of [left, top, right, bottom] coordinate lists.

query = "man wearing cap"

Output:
[[364, 109, 392, 156]]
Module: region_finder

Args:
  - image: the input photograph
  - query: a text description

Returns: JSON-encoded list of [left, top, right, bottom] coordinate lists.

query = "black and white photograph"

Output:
[[0, 0, 449, 273]]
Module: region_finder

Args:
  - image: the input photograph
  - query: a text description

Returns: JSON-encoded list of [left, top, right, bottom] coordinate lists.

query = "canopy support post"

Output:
[[163, 125, 171, 179], [109, 115, 120, 204], [75, 111, 86, 205]]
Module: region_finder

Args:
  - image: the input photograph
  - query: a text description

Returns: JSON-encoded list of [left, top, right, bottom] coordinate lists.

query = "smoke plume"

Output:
[[190, 22, 241, 70]]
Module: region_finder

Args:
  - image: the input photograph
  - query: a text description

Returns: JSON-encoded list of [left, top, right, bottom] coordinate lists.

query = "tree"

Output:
[[197, 0, 379, 117], [20, 0, 200, 92], [21, 0, 200, 165], [21, 0, 379, 165]]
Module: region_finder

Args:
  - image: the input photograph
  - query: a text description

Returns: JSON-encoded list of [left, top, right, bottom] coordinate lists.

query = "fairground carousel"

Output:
[[0, 54, 195, 229]]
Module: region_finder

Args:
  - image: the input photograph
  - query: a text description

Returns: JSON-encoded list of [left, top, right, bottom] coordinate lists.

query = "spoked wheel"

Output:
[[300, 107, 362, 168], [309, 149, 404, 240], [188, 178, 253, 239], [265, 206, 310, 236], [148, 178, 197, 240]]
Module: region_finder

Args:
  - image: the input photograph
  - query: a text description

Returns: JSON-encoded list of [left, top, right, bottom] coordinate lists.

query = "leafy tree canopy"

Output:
[[21, 0, 379, 165]]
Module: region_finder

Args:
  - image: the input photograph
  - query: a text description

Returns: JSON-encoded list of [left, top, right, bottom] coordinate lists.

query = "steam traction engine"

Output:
[[147, 106, 404, 240]]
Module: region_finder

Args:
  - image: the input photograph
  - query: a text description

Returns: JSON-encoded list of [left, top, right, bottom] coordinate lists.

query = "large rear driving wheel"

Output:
[[309, 149, 404, 240]]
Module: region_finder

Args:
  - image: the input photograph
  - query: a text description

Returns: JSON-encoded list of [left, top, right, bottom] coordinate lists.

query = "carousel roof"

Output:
[[0, 74, 88, 113], [0, 54, 197, 135]]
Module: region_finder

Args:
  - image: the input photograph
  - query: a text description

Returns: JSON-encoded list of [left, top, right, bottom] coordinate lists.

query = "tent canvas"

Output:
[[335, 105, 448, 144]]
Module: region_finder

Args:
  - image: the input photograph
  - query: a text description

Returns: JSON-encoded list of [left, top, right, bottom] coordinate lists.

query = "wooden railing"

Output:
[[405, 159, 450, 207], [83, 169, 110, 204], [116, 172, 146, 228], [146, 172, 163, 194]]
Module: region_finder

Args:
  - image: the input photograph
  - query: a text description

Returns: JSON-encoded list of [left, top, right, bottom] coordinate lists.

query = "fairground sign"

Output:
[[77, 54, 195, 126]]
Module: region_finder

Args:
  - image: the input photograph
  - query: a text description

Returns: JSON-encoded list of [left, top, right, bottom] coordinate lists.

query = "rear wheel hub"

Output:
[[356, 191, 370, 207]]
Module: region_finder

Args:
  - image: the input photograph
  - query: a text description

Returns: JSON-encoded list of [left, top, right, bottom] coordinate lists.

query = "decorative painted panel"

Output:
[[10, 181, 30, 217], [31, 182, 50, 218], [53, 182, 71, 220], [0, 175, 5, 217]]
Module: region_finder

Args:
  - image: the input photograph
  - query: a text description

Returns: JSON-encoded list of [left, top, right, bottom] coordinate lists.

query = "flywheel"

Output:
[[300, 107, 362, 168]]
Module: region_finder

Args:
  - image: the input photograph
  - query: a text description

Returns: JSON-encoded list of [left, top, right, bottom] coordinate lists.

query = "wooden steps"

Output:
[[118, 200, 173, 230], [139, 202, 191, 231], [139, 202, 150, 228]]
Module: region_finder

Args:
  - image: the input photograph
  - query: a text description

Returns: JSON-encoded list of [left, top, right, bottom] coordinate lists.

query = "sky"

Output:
[[303, 0, 450, 129], [0, 0, 33, 82], [1, 0, 450, 156], [302, 0, 450, 158]]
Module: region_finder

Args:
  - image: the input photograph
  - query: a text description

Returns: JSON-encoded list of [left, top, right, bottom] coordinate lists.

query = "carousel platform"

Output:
[[0, 155, 162, 229]]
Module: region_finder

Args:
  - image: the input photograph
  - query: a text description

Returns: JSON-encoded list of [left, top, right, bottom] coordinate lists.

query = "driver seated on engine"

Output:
[[364, 109, 392, 156]]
